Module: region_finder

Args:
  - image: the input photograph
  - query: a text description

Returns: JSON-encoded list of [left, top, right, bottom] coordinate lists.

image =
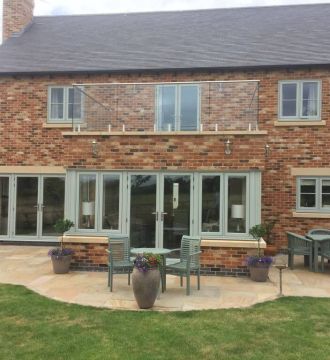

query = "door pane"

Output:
[[163, 175, 190, 249], [130, 175, 157, 248], [15, 177, 38, 236], [42, 177, 65, 236], [102, 174, 120, 230], [180, 85, 199, 130], [201, 175, 220, 232], [0, 177, 9, 236], [79, 174, 96, 229], [227, 177, 246, 233], [158, 86, 176, 131]]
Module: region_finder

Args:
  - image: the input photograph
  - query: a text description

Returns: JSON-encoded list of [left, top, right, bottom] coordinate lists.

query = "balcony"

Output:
[[67, 80, 259, 134]]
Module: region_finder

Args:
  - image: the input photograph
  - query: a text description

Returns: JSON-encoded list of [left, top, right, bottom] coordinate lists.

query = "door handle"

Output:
[[161, 212, 168, 221], [152, 211, 158, 221]]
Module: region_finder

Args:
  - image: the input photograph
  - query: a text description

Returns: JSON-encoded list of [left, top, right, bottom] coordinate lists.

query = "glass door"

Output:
[[130, 174, 158, 248], [0, 177, 9, 236], [14, 176, 65, 239], [15, 177, 39, 236], [160, 175, 191, 249]]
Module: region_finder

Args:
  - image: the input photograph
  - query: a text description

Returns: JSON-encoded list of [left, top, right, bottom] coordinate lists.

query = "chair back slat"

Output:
[[287, 232, 311, 252], [108, 234, 130, 262], [180, 235, 201, 267]]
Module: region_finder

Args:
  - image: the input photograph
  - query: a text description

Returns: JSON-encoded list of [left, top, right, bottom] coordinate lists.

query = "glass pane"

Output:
[[201, 176, 220, 232], [0, 177, 9, 236], [15, 177, 38, 236], [300, 179, 316, 193], [282, 83, 297, 100], [300, 194, 316, 208], [51, 88, 64, 103], [130, 175, 157, 248], [227, 177, 246, 233], [79, 174, 96, 229], [51, 104, 64, 119], [302, 100, 318, 117], [68, 88, 82, 119], [282, 100, 297, 117], [42, 177, 65, 236], [163, 175, 190, 249], [302, 82, 318, 117], [322, 180, 330, 208], [322, 194, 330, 208], [158, 86, 176, 131], [180, 85, 198, 130], [322, 180, 330, 193], [102, 174, 120, 230]]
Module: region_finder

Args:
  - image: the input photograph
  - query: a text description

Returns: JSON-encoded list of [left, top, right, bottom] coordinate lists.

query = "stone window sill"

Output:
[[274, 120, 326, 127], [292, 211, 330, 219], [201, 239, 266, 249]]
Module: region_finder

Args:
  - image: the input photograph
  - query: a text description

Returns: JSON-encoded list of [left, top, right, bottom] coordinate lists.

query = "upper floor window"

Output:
[[279, 80, 321, 120], [156, 84, 200, 131], [297, 177, 330, 212], [48, 86, 83, 123]]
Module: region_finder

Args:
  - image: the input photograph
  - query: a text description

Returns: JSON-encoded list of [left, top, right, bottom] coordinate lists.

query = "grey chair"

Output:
[[107, 234, 133, 292], [166, 235, 201, 295], [306, 229, 330, 272], [306, 228, 330, 237], [286, 232, 313, 270]]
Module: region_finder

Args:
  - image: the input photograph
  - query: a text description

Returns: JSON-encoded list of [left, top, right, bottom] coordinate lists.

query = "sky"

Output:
[[34, 0, 330, 16]]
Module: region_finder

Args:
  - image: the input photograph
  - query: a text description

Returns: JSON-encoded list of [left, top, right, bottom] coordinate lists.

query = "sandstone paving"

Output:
[[0, 245, 330, 311]]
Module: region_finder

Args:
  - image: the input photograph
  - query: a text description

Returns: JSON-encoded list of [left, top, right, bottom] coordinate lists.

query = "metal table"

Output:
[[130, 247, 171, 292], [306, 234, 330, 272]]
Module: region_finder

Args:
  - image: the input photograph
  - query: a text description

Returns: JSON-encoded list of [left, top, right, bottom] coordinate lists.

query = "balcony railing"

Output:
[[70, 80, 259, 133]]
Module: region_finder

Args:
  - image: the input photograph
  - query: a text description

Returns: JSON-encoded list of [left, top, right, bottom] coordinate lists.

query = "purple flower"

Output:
[[247, 256, 273, 267], [133, 253, 161, 272], [48, 248, 74, 257]]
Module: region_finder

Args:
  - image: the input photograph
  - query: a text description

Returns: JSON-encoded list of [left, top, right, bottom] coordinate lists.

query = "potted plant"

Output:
[[132, 253, 162, 309], [247, 224, 273, 282], [48, 218, 74, 274]]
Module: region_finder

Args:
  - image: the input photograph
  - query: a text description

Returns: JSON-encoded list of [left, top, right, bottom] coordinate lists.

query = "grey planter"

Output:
[[51, 255, 72, 274], [132, 267, 160, 309], [249, 264, 271, 282]]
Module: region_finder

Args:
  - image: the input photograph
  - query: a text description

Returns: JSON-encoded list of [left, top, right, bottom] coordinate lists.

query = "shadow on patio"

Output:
[[0, 246, 329, 311]]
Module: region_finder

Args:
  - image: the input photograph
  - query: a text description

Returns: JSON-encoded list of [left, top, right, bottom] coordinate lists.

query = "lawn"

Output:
[[0, 284, 330, 360]]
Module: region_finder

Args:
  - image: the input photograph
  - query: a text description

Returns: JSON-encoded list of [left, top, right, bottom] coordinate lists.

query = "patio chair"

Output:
[[107, 234, 133, 292], [166, 235, 201, 295], [286, 232, 313, 271], [306, 228, 330, 236], [319, 239, 330, 272]]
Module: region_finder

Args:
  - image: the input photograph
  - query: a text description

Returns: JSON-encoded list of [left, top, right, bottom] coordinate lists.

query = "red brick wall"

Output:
[[3, 0, 34, 41], [1, 67, 330, 252]]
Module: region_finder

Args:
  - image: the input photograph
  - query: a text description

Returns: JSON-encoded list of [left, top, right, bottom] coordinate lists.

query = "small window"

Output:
[[157, 84, 200, 131], [279, 80, 321, 120], [297, 177, 330, 212], [48, 86, 83, 123]]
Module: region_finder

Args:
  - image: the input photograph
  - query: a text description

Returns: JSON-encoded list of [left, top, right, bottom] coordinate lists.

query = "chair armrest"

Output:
[[170, 248, 181, 253], [189, 251, 202, 257]]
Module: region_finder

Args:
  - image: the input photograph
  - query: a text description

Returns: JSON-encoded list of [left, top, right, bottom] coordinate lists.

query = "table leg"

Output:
[[161, 254, 166, 292]]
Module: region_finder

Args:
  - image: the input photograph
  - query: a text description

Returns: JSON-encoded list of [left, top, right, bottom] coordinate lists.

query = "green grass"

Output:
[[0, 284, 330, 360]]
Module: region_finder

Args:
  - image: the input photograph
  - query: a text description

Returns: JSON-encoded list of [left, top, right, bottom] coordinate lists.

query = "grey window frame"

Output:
[[279, 80, 321, 121], [297, 177, 330, 212], [156, 84, 200, 131], [47, 86, 84, 123]]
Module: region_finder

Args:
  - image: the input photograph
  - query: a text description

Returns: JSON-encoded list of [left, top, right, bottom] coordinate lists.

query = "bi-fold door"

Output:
[[12, 175, 65, 239], [129, 173, 193, 249]]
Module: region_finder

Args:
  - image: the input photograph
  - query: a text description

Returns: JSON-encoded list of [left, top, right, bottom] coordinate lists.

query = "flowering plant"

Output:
[[133, 253, 162, 272]]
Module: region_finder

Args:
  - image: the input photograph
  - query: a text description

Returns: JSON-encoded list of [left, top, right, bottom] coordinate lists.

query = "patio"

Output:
[[0, 245, 329, 311]]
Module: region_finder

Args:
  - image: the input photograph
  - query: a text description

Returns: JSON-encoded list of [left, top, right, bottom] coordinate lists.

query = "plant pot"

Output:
[[50, 254, 72, 274], [249, 263, 271, 282], [132, 267, 160, 309]]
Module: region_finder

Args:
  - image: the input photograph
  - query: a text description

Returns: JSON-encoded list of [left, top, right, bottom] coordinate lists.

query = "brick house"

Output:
[[1, 0, 330, 275]]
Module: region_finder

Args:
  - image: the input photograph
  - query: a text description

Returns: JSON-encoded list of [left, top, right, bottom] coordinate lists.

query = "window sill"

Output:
[[43, 123, 73, 129], [292, 211, 330, 219], [201, 239, 266, 249], [274, 120, 325, 127], [62, 235, 108, 244], [62, 130, 268, 136]]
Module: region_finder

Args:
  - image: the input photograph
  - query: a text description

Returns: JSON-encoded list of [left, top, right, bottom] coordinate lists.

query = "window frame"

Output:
[[47, 86, 84, 123], [156, 84, 200, 131], [296, 177, 330, 212], [278, 80, 321, 121]]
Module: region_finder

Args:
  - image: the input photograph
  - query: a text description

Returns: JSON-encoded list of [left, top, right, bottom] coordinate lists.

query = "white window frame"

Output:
[[297, 177, 330, 212], [156, 84, 200, 131], [47, 86, 83, 123], [279, 80, 321, 121]]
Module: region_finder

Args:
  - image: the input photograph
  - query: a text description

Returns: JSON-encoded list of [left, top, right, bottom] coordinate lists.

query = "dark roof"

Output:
[[1, 3, 330, 74]]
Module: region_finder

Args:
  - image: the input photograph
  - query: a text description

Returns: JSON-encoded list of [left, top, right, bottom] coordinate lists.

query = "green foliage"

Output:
[[54, 219, 74, 234], [249, 224, 267, 240], [1, 284, 330, 360]]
